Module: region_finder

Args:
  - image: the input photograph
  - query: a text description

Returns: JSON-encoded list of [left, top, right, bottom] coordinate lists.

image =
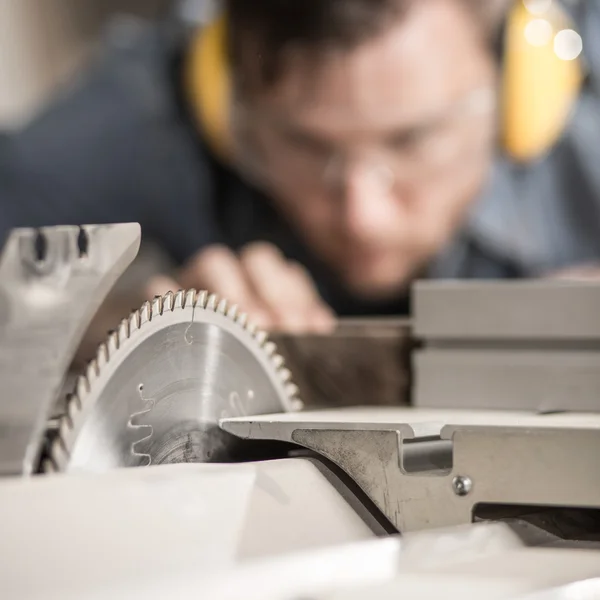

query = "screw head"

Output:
[[452, 475, 472, 496]]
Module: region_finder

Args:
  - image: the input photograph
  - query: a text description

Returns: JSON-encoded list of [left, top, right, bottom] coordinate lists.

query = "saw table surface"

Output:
[[222, 406, 600, 440]]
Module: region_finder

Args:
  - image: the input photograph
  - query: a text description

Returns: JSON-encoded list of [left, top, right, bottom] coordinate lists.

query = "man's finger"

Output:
[[239, 243, 286, 303], [241, 243, 335, 332], [547, 263, 600, 280], [179, 245, 271, 327], [144, 274, 180, 299], [285, 261, 336, 332]]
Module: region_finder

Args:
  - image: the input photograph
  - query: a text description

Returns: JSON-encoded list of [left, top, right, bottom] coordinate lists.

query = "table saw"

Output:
[[1, 223, 600, 600]]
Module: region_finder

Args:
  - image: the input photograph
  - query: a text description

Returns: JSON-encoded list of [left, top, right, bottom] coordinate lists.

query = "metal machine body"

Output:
[[1, 223, 600, 600], [222, 407, 600, 532], [413, 280, 600, 412], [0, 223, 141, 476]]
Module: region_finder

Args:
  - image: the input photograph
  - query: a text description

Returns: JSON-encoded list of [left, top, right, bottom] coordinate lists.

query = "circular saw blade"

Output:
[[44, 290, 302, 473]]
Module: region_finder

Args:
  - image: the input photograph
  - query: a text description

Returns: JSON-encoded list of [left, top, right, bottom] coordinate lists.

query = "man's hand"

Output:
[[548, 264, 600, 281], [145, 243, 336, 333]]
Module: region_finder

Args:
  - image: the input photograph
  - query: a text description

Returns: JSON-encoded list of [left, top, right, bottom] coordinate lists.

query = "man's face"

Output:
[[235, 0, 497, 299]]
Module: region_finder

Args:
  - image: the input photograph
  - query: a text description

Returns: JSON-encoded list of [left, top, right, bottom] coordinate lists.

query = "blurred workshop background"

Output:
[[0, 0, 212, 359], [0, 0, 212, 129]]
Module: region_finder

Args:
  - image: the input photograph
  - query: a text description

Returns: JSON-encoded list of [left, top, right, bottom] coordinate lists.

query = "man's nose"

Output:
[[339, 159, 397, 241]]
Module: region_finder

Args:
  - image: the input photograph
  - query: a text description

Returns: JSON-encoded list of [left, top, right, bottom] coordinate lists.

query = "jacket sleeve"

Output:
[[0, 19, 221, 265], [561, 0, 600, 198]]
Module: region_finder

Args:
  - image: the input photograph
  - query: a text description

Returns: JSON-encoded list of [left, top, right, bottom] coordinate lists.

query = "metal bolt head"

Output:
[[452, 475, 472, 496]]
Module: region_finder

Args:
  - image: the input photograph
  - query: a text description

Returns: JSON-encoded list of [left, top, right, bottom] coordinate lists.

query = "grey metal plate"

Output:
[[413, 348, 600, 412], [413, 280, 600, 340]]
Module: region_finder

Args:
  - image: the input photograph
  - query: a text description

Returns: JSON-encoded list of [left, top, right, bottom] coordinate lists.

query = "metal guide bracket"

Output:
[[221, 411, 600, 532], [0, 223, 141, 476], [412, 280, 600, 412]]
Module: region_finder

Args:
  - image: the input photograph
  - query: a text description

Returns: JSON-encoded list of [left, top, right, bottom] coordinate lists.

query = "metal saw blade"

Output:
[[44, 290, 302, 473]]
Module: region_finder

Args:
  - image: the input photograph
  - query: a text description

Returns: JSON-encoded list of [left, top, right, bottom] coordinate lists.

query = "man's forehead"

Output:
[[249, 0, 494, 134]]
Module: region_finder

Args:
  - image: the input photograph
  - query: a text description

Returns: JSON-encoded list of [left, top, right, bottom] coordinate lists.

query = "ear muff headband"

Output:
[[190, 2, 584, 165]]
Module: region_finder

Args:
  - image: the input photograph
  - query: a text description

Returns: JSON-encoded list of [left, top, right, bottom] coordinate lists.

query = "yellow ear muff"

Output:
[[187, 15, 232, 161], [502, 1, 584, 162]]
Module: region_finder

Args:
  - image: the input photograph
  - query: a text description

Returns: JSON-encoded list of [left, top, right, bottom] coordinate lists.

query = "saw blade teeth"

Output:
[[227, 304, 239, 320], [184, 289, 197, 308], [254, 329, 268, 346], [290, 397, 304, 411], [246, 321, 258, 335], [152, 295, 163, 316], [74, 377, 87, 407], [236, 312, 249, 327], [60, 410, 73, 430], [129, 310, 141, 331], [217, 298, 228, 315], [107, 331, 119, 355], [174, 290, 185, 309], [41, 457, 58, 474], [272, 354, 285, 369], [67, 394, 80, 423], [285, 382, 300, 399], [49, 437, 69, 468], [58, 417, 72, 450], [96, 343, 109, 368], [263, 341, 277, 356], [162, 291, 174, 312], [86, 359, 99, 383], [278, 367, 292, 383], [196, 290, 208, 308], [140, 301, 151, 324], [118, 318, 129, 341], [206, 293, 219, 311]]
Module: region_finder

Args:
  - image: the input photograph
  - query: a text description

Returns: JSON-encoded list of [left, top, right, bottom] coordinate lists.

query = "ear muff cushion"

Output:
[[187, 15, 232, 160], [502, 1, 583, 162]]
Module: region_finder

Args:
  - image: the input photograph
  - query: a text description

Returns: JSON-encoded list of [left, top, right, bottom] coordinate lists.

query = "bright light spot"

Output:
[[523, 0, 552, 15], [525, 19, 553, 46], [554, 29, 583, 60]]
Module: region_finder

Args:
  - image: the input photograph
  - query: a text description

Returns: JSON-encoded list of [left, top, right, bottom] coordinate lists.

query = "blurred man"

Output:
[[1, 0, 600, 332]]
